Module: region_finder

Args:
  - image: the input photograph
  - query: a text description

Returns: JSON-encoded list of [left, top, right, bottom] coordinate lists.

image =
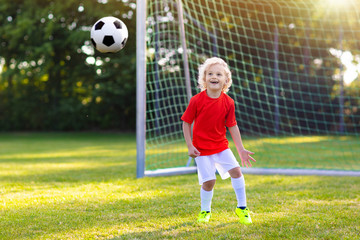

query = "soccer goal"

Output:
[[136, 0, 360, 178]]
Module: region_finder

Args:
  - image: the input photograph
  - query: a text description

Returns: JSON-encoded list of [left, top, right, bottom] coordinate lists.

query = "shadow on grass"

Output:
[[0, 162, 136, 183], [0, 132, 137, 183]]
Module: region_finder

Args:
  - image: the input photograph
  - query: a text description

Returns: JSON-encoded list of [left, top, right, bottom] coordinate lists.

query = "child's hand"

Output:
[[239, 149, 256, 168], [188, 146, 201, 158]]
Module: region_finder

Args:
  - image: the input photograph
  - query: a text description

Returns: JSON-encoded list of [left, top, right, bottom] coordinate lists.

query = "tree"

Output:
[[0, 0, 136, 130]]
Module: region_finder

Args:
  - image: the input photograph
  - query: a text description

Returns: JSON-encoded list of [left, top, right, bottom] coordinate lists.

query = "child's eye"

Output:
[[217, 73, 222, 76]]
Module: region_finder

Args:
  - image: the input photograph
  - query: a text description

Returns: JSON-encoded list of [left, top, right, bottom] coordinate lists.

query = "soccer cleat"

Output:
[[235, 207, 252, 225], [197, 211, 211, 223]]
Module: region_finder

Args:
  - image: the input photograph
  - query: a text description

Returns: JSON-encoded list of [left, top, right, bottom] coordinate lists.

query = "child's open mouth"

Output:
[[210, 80, 219, 85]]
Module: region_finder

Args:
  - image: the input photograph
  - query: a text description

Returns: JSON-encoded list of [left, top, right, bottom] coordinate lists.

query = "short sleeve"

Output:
[[225, 99, 237, 127], [181, 97, 197, 124]]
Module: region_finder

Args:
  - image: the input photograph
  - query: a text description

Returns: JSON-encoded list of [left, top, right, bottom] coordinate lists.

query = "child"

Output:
[[181, 57, 256, 224]]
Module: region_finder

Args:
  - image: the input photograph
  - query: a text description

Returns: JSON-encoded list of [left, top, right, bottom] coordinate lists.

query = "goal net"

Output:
[[137, 0, 360, 177]]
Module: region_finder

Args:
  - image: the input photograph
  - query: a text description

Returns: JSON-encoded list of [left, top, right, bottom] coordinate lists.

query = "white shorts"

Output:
[[195, 148, 240, 185]]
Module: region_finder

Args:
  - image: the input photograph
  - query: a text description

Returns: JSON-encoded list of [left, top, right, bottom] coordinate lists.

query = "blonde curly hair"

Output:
[[197, 57, 232, 93]]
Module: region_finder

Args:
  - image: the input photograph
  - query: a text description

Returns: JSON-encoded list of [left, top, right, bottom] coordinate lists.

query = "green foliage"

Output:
[[0, 133, 359, 239], [0, 0, 136, 130]]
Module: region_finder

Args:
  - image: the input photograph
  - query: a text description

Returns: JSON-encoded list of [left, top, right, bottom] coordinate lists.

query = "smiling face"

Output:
[[204, 63, 228, 97], [197, 57, 233, 94]]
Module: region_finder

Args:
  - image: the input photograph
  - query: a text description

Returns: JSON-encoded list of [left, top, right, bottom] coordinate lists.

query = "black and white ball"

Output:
[[90, 16, 128, 53]]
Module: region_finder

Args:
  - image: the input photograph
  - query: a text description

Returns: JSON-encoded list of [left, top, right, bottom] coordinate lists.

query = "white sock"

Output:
[[200, 188, 213, 212], [231, 176, 246, 208]]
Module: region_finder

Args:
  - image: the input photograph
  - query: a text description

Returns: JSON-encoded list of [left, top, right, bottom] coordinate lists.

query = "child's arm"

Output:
[[228, 125, 256, 168], [182, 121, 201, 158]]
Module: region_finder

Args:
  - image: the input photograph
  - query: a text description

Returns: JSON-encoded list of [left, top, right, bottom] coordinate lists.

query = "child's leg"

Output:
[[200, 180, 215, 212], [195, 155, 216, 212], [228, 167, 247, 208]]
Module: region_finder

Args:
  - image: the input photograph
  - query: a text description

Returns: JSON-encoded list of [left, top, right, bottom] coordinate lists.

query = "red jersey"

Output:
[[181, 90, 237, 156]]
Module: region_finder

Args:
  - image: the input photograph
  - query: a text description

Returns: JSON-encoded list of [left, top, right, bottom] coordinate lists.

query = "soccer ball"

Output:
[[90, 16, 128, 53]]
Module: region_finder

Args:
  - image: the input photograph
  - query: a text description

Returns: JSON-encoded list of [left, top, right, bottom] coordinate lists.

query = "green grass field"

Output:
[[0, 133, 359, 239]]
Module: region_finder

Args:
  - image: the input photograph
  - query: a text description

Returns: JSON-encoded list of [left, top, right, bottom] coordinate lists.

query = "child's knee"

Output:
[[202, 180, 216, 191], [229, 167, 242, 178]]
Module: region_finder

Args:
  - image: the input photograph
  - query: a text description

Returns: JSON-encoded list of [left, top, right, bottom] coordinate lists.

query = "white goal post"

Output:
[[137, 0, 197, 178]]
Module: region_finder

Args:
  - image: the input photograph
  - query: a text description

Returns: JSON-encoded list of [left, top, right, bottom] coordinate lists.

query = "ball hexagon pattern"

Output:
[[90, 16, 128, 53]]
